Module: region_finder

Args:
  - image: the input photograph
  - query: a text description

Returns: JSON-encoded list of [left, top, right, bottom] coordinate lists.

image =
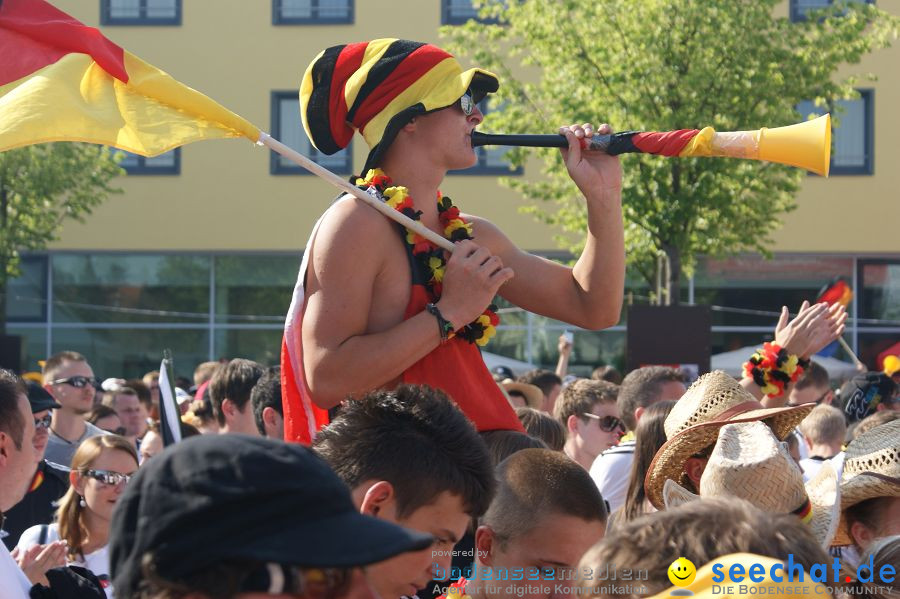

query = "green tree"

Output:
[[0, 143, 123, 333], [443, 0, 898, 302]]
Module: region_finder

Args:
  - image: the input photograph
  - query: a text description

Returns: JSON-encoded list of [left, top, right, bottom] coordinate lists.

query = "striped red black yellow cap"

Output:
[[299, 38, 499, 173]]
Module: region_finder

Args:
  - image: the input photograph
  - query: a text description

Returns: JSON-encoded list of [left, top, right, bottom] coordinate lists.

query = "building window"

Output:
[[270, 91, 353, 175], [441, 0, 503, 25], [797, 89, 874, 175], [101, 0, 182, 26], [790, 0, 873, 22], [451, 98, 522, 176], [116, 148, 181, 175], [272, 0, 354, 24], [5, 255, 48, 323]]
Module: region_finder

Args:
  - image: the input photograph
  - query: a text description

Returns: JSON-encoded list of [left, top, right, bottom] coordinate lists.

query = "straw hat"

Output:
[[663, 421, 839, 548], [645, 370, 814, 509], [832, 419, 900, 546], [500, 379, 543, 410]]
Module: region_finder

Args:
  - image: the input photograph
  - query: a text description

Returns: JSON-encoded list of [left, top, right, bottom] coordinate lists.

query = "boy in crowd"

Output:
[[553, 379, 623, 470], [251, 366, 284, 440], [797, 403, 847, 481], [1, 382, 68, 552], [580, 498, 829, 597], [209, 358, 264, 435], [441, 449, 608, 599], [109, 434, 433, 599], [313, 385, 494, 599], [42, 351, 107, 467], [0, 369, 40, 599], [589, 366, 685, 511]]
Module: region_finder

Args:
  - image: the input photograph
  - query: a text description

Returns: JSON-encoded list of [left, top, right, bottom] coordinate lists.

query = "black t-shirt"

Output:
[[2, 460, 70, 550]]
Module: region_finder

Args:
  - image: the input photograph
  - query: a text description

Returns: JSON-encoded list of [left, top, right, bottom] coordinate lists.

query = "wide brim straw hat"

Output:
[[299, 38, 499, 175], [500, 379, 543, 410], [662, 421, 839, 548], [645, 370, 814, 510], [832, 419, 900, 546]]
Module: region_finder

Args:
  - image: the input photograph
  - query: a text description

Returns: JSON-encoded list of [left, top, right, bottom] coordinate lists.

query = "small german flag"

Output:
[[816, 276, 852, 308]]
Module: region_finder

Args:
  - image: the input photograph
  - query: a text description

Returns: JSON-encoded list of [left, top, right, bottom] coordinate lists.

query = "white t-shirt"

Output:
[[800, 451, 845, 483], [0, 542, 31, 599], [589, 440, 636, 514], [17, 522, 113, 598]]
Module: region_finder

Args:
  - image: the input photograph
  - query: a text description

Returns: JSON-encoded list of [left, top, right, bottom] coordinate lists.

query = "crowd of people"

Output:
[[1, 35, 898, 599], [0, 332, 897, 598]]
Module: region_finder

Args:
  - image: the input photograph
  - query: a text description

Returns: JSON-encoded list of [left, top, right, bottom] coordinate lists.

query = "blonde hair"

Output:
[[41, 351, 87, 384], [798, 403, 846, 446], [57, 434, 138, 560]]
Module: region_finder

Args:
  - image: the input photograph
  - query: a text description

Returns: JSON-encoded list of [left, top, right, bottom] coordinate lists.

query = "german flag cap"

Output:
[[299, 39, 499, 174]]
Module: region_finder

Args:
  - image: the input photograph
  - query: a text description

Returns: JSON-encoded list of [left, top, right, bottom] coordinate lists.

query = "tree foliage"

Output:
[[0, 143, 123, 330], [442, 0, 898, 300]]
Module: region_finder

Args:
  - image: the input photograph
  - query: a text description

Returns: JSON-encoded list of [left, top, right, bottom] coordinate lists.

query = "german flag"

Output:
[[0, 0, 259, 156], [816, 277, 853, 308]]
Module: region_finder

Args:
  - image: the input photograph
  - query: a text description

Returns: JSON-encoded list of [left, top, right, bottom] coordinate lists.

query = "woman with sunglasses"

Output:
[[16, 434, 139, 597]]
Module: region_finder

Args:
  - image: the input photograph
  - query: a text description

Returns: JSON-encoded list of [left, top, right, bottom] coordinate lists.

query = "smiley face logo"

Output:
[[667, 557, 697, 587]]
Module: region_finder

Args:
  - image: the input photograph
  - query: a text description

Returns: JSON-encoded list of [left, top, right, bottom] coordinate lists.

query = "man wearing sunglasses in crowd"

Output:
[[42, 351, 108, 468], [287, 39, 624, 441], [1, 382, 69, 556], [552, 379, 624, 471], [110, 434, 434, 599]]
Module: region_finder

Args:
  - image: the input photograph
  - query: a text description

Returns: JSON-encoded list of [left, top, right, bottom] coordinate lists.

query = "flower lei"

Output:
[[356, 169, 500, 346], [742, 342, 808, 399]]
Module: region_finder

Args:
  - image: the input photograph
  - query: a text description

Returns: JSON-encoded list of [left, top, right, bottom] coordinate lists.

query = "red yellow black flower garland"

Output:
[[356, 169, 499, 346], [742, 342, 808, 399]]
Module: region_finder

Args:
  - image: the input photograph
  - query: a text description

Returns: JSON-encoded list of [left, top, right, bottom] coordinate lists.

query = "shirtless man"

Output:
[[284, 39, 624, 441]]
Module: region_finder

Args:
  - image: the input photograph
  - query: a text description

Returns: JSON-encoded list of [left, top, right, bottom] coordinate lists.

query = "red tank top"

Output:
[[397, 224, 523, 433]]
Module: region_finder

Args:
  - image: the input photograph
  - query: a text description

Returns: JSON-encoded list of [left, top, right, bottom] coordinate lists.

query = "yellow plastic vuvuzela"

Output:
[[473, 114, 833, 176], [757, 114, 831, 177]]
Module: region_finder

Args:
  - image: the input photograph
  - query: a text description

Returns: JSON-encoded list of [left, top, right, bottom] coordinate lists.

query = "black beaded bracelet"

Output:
[[425, 303, 454, 341]]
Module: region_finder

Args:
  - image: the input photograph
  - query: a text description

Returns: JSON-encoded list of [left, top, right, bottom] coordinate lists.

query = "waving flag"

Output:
[[0, 0, 259, 155], [816, 276, 853, 308], [813, 277, 853, 359]]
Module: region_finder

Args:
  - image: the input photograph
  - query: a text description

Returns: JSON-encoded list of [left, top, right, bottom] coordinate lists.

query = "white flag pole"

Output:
[[258, 132, 454, 253]]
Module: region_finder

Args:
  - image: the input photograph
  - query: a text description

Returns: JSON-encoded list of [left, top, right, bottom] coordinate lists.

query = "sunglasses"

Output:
[[581, 413, 625, 432], [84, 469, 133, 486], [240, 565, 353, 598], [34, 414, 52, 430], [49, 376, 99, 389], [458, 89, 475, 116]]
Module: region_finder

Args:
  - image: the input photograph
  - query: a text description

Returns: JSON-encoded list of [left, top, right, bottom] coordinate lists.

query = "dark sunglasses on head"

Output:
[[34, 414, 52, 430], [84, 469, 132, 486], [240, 564, 353, 598], [581, 413, 625, 432], [458, 89, 475, 116], [49, 376, 99, 389]]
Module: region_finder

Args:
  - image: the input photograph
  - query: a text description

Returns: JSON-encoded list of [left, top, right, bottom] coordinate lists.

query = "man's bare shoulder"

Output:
[[311, 194, 397, 259]]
